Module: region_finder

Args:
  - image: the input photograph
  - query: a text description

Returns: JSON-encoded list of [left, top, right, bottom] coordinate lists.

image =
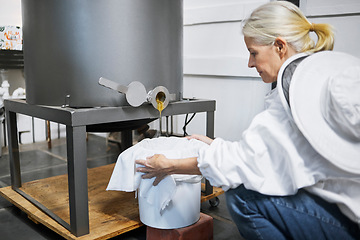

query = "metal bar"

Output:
[[71, 99, 216, 126], [6, 110, 21, 188], [4, 99, 216, 127], [14, 188, 71, 230], [3, 117, 7, 146], [121, 130, 133, 151], [159, 116, 162, 135], [0, 116, 2, 157], [204, 110, 216, 195], [206, 111, 215, 139], [4, 99, 73, 125], [66, 126, 89, 237], [46, 120, 52, 149], [170, 115, 174, 135], [32, 117, 35, 143], [166, 116, 169, 136], [98, 77, 129, 94]]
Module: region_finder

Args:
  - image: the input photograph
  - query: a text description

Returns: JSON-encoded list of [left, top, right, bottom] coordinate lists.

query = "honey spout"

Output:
[[98, 77, 176, 111], [156, 92, 166, 115]]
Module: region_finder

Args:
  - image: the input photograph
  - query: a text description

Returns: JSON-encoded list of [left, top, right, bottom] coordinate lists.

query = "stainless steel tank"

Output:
[[22, 0, 183, 107]]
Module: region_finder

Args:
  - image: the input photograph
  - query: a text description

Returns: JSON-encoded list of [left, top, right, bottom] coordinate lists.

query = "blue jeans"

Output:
[[226, 185, 360, 240]]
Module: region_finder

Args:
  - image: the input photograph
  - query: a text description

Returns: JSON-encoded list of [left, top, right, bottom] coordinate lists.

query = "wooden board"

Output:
[[0, 164, 224, 239], [0, 164, 141, 240]]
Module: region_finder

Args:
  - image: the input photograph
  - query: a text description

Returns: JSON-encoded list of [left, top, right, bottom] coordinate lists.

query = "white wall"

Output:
[[176, 0, 360, 141], [177, 0, 271, 141], [301, 0, 360, 58], [0, 0, 22, 26]]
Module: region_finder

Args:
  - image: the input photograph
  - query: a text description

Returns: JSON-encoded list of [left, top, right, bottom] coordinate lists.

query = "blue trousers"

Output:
[[225, 185, 360, 240]]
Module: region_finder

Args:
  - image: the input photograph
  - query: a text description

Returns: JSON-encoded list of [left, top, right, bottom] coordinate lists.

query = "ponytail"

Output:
[[242, 1, 334, 53], [306, 23, 334, 53]]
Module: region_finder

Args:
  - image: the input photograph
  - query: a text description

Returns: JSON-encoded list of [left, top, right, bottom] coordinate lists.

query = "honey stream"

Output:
[[156, 98, 165, 115], [156, 98, 165, 134]]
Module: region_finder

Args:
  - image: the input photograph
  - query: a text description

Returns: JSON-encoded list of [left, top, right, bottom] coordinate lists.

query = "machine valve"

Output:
[[98, 77, 176, 110]]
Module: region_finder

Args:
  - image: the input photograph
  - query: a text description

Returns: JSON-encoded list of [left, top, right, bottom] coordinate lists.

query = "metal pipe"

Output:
[[171, 116, 174, 135], [46, 120, 51, 149], [166, 116, 169, 136]]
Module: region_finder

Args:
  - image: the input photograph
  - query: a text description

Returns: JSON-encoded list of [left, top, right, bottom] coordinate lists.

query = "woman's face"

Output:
[[244, 36, 285, 83]]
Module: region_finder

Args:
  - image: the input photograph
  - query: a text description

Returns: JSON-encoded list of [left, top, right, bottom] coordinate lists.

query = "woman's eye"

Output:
[[250, 52, 257, 57]]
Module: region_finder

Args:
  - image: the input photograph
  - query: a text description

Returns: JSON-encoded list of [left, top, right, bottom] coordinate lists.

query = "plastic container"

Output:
[[138, 174, 202, 229], [106, 137, 207, 229]]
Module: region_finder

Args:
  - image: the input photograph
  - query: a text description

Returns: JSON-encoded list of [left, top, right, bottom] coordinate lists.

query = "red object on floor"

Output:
[[146, 212, 213, 240]]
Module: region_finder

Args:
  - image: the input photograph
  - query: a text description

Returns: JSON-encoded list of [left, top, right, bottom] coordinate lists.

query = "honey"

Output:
[[156, 98, 165, 115], [156, 92, 166, 135], [155, 91, 166, 116]]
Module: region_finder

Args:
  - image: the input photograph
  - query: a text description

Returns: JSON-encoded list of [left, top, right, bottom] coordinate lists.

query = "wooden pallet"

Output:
[[0, 164, 224, 240]]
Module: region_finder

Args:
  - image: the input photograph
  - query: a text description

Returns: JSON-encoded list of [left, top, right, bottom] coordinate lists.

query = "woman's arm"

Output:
[[186, 134, 214, 145], [135, 154, 201, 186], [135, 134, 212, 186]]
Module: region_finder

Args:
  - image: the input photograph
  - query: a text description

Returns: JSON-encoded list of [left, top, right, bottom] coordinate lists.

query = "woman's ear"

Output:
[[274, 37, 287, 59]]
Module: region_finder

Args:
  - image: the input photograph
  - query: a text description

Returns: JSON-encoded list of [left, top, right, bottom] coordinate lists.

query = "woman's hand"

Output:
[[186, 134, 214, 145], [135, 154, 174, 186]]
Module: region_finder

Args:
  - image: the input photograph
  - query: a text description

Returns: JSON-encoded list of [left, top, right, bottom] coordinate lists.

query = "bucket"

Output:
[[138, 174, 202, 229], [106, 137, 208, 229]]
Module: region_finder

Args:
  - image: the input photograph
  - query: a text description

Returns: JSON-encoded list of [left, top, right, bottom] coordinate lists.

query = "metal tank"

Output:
[[21, 0, 183, 107]]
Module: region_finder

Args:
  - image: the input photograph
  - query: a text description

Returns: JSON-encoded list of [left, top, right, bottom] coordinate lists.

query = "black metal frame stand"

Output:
[[5, 99, 216, 237]]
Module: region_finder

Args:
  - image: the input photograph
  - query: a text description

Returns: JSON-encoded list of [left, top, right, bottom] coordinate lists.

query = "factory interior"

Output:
[[0, 0, 359, 239]]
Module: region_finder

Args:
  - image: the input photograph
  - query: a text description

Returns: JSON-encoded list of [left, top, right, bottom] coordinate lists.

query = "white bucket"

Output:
[[106, 137, 208, 229], [138, 176, 201, 229]]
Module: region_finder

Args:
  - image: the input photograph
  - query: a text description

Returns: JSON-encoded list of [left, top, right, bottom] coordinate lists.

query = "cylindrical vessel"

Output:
[[139, 180, 201, 229], [22, 0, 183, 107]]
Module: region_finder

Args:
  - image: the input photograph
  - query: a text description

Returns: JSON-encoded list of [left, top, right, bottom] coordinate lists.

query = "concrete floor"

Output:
[[0, 134, 243, 240]]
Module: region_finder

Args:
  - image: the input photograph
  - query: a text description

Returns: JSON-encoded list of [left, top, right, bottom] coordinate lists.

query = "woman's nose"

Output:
[[248, 56, 255, 68]]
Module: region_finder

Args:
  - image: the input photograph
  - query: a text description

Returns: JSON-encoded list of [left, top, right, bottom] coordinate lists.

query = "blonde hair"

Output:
[[242, 1, 334, 53]]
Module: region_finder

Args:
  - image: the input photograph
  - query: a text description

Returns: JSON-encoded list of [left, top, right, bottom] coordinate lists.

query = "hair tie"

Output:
[[310, 23, 316, 32]]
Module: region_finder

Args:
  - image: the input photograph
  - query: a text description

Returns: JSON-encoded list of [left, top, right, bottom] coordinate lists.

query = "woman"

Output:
[[136, 2, 360, 239]]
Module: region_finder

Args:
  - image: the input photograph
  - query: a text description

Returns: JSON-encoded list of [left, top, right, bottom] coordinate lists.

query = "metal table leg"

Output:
[[121, 130, 133, 151], [6, 110, 21, 188], [206, 111, 215, 139], [204, 110, 215, 195], [66, 126, 89, 236], [6, 110, 73, 232]]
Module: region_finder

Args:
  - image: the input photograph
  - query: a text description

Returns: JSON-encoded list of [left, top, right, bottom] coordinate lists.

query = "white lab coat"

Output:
[[197, 88, 360, 226]]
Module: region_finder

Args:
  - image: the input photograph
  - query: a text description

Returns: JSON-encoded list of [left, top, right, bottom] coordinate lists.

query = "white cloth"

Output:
[[107, 137, 206, 212], [197, 88, 360, 225]]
